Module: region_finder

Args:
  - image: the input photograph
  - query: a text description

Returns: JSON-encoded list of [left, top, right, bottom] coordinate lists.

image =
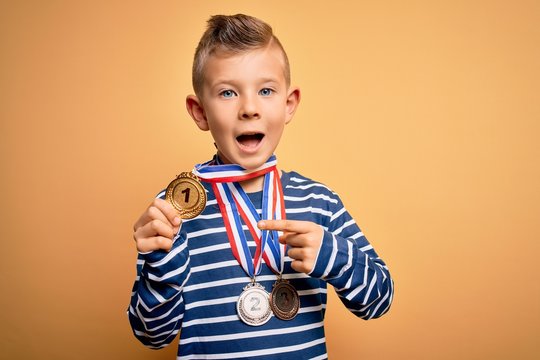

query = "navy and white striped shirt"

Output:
[[128, 170, 393, 359]]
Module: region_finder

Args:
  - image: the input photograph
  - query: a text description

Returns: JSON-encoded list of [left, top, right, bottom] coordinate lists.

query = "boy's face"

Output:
[[187, 44, 300, 171]]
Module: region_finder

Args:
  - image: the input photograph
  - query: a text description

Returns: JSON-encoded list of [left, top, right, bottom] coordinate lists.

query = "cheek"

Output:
[[205, 112, 228, 132], [267, 126, 285, 145], [209, 126, 229, 144], [206, 106, 237, 130], [270, 119, 286, 134]]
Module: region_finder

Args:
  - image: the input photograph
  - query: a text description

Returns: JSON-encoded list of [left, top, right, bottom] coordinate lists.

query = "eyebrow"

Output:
[[257, 77, 280, 84], [211, 76, 279, 85], [208, 77, 281, 91]]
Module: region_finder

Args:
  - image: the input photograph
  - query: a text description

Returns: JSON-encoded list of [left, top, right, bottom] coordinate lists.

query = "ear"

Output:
[[186, 95, 209, 131], [285, 87, 301, 124]]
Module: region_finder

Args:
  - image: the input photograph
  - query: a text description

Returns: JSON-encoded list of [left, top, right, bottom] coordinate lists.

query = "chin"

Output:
[[236, 154, 271, 170]]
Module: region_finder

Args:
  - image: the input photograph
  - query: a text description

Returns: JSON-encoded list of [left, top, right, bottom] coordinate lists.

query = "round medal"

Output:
[[270, 279, 300, 320], [165, 172, 206, 219], [237, 282, 272, 326]]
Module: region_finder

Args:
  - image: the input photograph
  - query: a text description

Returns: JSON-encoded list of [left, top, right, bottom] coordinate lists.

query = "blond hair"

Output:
[[192, 14, 291, 96]]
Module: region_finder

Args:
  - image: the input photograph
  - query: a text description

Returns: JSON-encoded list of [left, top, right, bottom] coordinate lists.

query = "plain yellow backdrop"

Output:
[[1, 1, 539, 359]]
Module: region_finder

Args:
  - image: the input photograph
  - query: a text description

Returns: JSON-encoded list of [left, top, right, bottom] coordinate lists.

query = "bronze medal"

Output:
[[237, 282, 272, 326], [269, 278, 300, 320], [165, 172, 206, 219]]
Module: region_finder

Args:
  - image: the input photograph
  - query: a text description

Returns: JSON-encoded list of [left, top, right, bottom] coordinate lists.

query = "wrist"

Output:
[[308, 231, 355, 280]]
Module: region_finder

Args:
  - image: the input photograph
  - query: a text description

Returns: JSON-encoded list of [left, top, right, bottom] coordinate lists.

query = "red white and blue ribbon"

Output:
[[193, 155, 286, 278]]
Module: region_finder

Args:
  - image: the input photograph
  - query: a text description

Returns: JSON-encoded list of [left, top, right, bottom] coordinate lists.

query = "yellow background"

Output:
[[1, 1, 539, 359]]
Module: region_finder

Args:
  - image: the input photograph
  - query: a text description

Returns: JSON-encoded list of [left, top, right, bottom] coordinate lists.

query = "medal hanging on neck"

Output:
[[194, 155, 299, 323], [228, 167, 299, 321], [194, 156, 276, 326], [259, 170, 300, 321], [214, 182, 271, 326]]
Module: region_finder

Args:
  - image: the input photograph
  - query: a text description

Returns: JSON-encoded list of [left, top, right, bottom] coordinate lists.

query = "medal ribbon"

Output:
[[193, 155, 286, 278]]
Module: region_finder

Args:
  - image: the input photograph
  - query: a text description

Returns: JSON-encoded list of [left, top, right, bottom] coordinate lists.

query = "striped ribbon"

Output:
[[193, 155, 286, 278]]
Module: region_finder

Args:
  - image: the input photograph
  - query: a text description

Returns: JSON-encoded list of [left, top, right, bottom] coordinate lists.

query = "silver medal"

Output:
[[237, 282, 271, 326]]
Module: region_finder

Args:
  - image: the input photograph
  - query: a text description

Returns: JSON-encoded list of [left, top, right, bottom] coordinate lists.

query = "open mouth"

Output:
[[236, 133, 265, 148]]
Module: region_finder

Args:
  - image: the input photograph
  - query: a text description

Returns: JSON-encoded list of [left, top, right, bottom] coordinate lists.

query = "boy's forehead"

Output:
[[203, 45, 288, 85]]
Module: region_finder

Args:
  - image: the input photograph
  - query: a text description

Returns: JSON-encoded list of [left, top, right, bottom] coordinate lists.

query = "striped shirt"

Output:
[[128, 170, 394, 359]]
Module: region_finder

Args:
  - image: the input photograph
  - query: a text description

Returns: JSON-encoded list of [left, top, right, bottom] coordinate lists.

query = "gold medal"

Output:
[[165, 172, 206, 219], [269, 278, 300, 321]]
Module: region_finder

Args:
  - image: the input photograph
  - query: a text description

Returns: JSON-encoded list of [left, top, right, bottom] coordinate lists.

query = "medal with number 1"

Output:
[[166, 172, 206, 219]]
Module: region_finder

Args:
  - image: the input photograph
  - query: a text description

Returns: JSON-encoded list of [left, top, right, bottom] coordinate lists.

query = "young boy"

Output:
[[129, 14, 393, 359]]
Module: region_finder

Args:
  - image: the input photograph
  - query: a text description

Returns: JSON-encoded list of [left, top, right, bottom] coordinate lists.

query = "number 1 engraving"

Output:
[[181, 187, 190, 203]]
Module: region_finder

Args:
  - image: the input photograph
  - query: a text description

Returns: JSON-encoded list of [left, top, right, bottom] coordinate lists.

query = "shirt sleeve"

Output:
[[127, 197, 191, 348], [308, 194, 394, 320]]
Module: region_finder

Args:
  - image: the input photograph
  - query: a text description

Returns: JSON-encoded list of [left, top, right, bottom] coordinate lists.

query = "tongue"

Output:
[[237, 134, 261, 148]]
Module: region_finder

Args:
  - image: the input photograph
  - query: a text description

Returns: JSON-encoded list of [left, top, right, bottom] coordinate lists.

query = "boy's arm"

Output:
[[312, 205, 394, 320], [128, 198, 190, 348], [259, 197, 393, 320]]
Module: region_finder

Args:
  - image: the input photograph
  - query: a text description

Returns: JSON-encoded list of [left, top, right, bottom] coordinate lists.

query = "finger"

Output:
[[279, 232, 311, 248], [286, 247, 305, 260], [134, 198, 181, 231], [152, 198, 182, 227], [135, 219, 175, 240], [146, 203, 181, 234], [139, 204, 171, 230], [257, 219, 313, 234], [287, 246, 317, 260], [290, 259, 311, 274], [136, 236, 174, 253]]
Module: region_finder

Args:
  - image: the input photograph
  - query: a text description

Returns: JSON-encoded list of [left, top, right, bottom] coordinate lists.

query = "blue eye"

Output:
[[259, 88, 273, 96], [220, 90, 236, 98]]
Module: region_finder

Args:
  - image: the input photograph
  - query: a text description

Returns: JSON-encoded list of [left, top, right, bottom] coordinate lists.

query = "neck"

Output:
[[240, 176, 264, 193], [240, 168, 282, 193]]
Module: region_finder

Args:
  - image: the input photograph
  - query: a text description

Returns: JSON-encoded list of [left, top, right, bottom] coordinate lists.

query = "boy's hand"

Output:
[[133, 199, 182, 253], [257, 220, 323, 274]]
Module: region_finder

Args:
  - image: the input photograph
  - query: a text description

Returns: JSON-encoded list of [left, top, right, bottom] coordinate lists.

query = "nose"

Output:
[[239, 94, 260, 120]]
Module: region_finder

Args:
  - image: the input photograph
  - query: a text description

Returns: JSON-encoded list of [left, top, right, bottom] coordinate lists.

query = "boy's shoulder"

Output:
[[281, 169, 341, 201]]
